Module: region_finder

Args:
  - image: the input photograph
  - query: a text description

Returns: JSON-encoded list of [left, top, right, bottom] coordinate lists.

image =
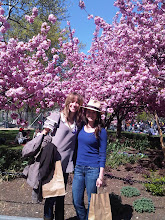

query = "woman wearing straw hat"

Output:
[[72, 99, 107, 220]]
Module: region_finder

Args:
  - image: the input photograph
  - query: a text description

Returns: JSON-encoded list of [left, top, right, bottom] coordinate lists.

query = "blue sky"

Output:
[[61, 0, 119, 53]]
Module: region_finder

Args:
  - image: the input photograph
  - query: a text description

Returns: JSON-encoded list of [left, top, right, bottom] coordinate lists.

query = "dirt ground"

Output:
[[0, 165, 165, 220]]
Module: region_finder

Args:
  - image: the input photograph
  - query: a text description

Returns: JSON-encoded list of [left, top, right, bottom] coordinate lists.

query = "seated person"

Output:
[[32, 128, 41, 139], [15, 128, 30, 144]]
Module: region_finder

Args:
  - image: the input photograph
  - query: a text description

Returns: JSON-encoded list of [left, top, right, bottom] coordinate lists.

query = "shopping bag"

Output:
[[42, 160, 66, 198], [88, 190, 112, 220]]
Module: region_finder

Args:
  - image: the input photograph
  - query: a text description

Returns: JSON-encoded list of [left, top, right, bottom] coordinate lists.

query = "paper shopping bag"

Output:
[[42, 160, 66, 198], [88, 192, 112, 220]]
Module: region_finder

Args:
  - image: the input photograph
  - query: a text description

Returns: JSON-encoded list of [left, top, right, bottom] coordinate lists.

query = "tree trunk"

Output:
[[116, 118, 122, 138], [155, 112, 165, 160], [4, 111, 9, 128]]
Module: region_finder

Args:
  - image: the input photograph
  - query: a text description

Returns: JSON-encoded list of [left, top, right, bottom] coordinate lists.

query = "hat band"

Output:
[[86, 105, 100, 111]]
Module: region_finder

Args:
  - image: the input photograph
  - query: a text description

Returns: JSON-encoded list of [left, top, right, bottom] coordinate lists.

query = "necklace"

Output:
[[84, 125, 96, 133], [62, 113, 77, 133]]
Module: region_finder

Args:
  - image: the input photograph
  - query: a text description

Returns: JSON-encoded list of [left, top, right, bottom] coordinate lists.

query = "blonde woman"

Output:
[[42, 92, 83, 220]]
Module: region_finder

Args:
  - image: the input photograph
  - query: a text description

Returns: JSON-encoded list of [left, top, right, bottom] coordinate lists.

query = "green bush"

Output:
[[129, 138, 150, 152], [106, 151, 144, 168], [106, 139, 125, 153], [121, 131, 148, 140], [133, 197, 155, 213], [0, 130, 31, 180], [120, 186, 140, 197], [107, 134, 151, 154], [144, 174, 165, 196], [107, 130, 162, 150], [0, 148, 28, 172]]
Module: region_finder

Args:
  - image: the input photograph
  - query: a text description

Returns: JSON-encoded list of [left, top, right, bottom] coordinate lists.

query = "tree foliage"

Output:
[[2, 0, 68, 46], [0, 0, 164, 130]]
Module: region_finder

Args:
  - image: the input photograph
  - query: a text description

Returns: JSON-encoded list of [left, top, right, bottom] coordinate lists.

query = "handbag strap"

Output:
[[51, 114, 61, 136], [34, 135, 45, 160]]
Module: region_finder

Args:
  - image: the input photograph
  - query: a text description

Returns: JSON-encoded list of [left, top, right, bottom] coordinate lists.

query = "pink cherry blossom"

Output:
[[41, 22, 50, 34], [48, 14, 57, 24], [0, 0, 164, 130], [0, 6, 4, 15], [25, 15, 34, 23], [36, 108, 40, 114], [88, 14, 93, 20], [0, 25, 6, 33], [32, 7, 38, 17], [79, 0, 85, 9], [11, 113, 18, 120]]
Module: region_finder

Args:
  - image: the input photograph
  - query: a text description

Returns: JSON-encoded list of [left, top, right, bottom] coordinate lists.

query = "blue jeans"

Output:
[[44, 172, 68, 219], [72, 165, 99, 220]]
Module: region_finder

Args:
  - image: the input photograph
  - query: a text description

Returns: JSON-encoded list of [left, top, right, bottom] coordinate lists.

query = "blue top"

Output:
[[76, 126, 107, 168]]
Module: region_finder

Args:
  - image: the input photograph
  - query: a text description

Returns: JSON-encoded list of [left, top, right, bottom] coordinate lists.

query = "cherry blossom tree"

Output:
[[72, 0, 165, 137], [0, 0, 164, 135]]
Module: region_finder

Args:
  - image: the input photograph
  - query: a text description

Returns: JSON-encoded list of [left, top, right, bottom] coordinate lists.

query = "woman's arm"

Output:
[[41, 128, 50, 135], [96, 167, 104, 187], [96, 128, 107, 187], [41, 112, 60, 136]]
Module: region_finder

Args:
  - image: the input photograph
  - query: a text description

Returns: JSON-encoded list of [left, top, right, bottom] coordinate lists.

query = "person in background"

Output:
[[72, 99, 107, 220], [15, 128, 30, 144], [33, 128, 41, 139], [41, 92, 83, 220]]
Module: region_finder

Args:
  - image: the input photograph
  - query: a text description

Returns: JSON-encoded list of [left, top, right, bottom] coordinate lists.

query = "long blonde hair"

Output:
[[63, 92, 83, 124]]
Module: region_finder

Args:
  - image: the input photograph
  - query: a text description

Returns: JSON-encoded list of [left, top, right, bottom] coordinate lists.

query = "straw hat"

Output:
[[82, 99, 101, 112]]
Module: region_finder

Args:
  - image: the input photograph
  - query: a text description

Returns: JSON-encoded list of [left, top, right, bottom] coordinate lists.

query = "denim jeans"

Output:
[[72, 165, 99, 220], [44, 172, 68, 219]]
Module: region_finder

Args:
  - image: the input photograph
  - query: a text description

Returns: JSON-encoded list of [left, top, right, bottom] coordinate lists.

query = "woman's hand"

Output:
[[96, 167, 104, 187], [96, 177, 103, 187], [41, 128, 50, 135]]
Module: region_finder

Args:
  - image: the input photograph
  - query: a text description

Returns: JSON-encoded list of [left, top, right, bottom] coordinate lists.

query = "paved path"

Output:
[[0, 216, 42, 220]]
